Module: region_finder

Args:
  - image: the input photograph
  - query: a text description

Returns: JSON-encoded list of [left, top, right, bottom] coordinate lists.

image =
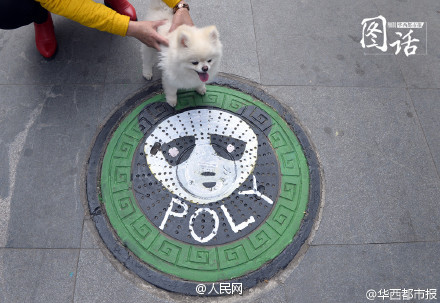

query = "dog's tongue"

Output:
[[198, 72, 209, 82]]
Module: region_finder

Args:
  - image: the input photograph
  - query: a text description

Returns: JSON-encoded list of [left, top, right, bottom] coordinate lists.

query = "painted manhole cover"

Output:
[[86, 75, 321, 296]]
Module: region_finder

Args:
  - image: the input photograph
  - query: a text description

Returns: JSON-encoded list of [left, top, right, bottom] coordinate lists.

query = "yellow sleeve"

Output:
[[36, 0, 130, 36], [162, 0, 180, 8]]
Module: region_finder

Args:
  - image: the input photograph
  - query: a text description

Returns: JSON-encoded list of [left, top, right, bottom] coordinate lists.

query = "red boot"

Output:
[[104, 0, 137, 21], [34, 13, 57, 59]]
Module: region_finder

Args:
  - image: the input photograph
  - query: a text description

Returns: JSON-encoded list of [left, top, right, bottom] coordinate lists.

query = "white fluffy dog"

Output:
[[141, 0, 223, 107]]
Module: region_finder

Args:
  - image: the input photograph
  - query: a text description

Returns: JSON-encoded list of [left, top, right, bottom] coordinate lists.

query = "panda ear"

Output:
[[150, 142, 161, 155]]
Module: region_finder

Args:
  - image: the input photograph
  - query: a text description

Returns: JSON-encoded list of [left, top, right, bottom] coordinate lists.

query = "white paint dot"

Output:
[[169, 147, 179, 157]]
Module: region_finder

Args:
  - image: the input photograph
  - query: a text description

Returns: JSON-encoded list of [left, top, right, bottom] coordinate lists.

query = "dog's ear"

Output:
[[206, 26, 220, 43], [178, 31, 190, 48]]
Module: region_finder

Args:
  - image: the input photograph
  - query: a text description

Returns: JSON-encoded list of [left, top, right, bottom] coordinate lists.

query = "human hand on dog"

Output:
[[169, 3, 193, 32], [127, 20, 169, 51]]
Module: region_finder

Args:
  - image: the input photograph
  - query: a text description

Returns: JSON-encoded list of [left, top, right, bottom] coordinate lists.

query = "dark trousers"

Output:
[[0, 0, 48, 29]]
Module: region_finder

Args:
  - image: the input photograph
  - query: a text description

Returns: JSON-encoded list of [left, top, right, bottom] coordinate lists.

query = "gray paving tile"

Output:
[[37, 85, 103, 127], [0, 248, 79, 303], [253, 285, 287, 303], [104, 35, 147, 84], [101, 83, 147, 120], [80, 220, 101, 249], [0, 85, 47, 246], [74, 249, 185, 303], [5, 126, 85, 248], [0, 15, 111, 85], [218, 282, 286, 303], [373, 0, 440, 88], [410, 89, 440, 177], [0, 86, 45, 199], [265, 86, 440, 245], [191, 0, 260, 83], [251, 0, 406, 87], [0, 144, 8, 199], [283, 242, 440, 302], [5, 85, 103, 248]]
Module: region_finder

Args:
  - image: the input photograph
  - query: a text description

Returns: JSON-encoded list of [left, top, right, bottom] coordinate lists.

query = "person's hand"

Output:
[[169, 2, 193, 32], [126, 20, 168, 50]]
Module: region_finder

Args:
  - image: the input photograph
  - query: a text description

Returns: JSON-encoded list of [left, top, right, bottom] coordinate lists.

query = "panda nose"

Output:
[[202, 66, 208, 72]]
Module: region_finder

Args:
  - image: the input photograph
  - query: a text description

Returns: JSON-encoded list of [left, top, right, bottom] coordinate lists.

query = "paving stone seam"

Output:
[[248, 0, 263, 84], [18, 244, 437, 251], [261, 84, 430, 89], [310, 240, 440, 247], [102, 34, 114, 86], [72, 219, 86, 303], [371, 0, 410, 90], [0, 247, 82, 252], [405, 89, 440, 181], [2, 83, 439, 90]]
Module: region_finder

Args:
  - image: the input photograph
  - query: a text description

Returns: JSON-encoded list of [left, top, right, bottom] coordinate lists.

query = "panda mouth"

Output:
[[202, 182, 217, 189]]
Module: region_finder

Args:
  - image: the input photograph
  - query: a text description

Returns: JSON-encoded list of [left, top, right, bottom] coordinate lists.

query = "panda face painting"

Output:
[[133, 104, 280, 245], [144, 109, 258, 204]]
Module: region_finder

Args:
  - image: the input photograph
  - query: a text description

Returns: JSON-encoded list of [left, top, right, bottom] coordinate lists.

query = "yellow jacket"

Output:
[[36, 0, 180, 36]]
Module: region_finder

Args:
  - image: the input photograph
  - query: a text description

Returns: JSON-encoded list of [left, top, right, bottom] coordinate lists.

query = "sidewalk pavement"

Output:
[[1, 0, 439, 302]]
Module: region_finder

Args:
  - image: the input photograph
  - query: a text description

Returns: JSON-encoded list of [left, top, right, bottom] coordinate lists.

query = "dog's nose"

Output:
[[202, 66, 208, 72]]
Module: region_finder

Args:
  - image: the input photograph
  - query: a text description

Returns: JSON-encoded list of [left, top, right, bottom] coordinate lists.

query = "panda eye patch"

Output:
[[161, 136, 196, 166], [210, 134, 246, 161]]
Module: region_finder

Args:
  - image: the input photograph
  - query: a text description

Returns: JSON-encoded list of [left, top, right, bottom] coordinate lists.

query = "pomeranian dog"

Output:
[[141, 0, 223, 107]]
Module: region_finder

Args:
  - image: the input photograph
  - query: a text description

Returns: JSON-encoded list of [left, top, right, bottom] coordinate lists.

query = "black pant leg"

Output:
[[0, 0, 48, 29]]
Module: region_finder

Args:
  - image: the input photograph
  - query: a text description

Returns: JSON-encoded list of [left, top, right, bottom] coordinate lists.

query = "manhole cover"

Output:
[[86, 75, 321, 296]]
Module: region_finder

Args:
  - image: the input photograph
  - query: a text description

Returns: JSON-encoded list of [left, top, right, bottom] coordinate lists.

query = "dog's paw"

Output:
[[142, 71, 153, 81], [196, 85, 207, 96], [166, 97, 177, 107]]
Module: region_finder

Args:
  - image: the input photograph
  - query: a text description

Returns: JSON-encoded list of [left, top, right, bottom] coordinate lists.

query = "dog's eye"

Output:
[[207, 59, 212, 63], [191, 61, 199, 65], [210, 134, 247, 161]]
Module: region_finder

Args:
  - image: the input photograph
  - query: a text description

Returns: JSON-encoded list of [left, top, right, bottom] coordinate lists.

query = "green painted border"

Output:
[[100, 86, 309, 282]]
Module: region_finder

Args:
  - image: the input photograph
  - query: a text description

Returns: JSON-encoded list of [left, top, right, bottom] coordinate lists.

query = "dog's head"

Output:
[[168, 25, 223, 83]]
